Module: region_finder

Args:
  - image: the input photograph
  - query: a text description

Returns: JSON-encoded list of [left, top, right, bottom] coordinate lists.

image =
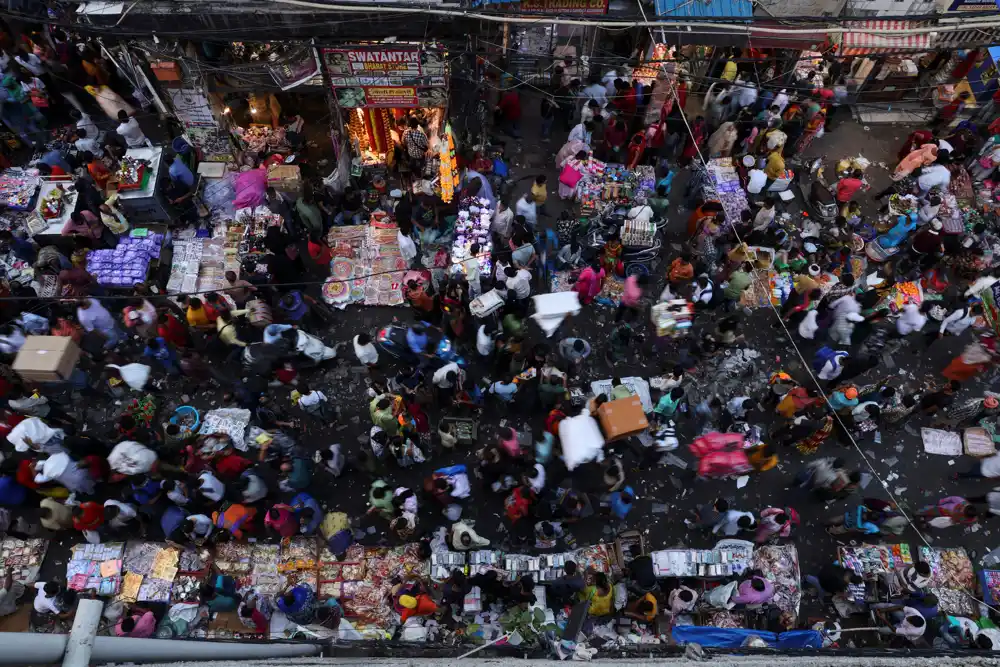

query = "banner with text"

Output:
[[323, 45, 446, 88]]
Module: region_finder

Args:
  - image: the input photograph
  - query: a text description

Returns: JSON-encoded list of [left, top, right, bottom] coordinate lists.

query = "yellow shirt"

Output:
[[531, 182, 548, 205], [721, 60, 737, 82], [320, 511, 349, 540], [765, 152, 786, 180], [640, 593, 658, 622], [186, 306, 209, 327], [216, 310, 248, 347]]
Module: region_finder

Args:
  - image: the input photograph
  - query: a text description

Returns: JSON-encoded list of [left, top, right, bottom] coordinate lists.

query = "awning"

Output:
[[839, 20, 932, 55], [749, 21, 830, 51]]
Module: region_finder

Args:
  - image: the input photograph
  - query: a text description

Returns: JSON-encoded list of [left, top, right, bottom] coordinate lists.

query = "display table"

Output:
[[650, 541, 754, 578], [28, 179, 78, 238], [117, 146, 169, 223]]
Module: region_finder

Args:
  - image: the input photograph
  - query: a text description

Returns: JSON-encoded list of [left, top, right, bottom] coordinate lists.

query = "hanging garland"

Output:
[[439, 122, 459, 203]]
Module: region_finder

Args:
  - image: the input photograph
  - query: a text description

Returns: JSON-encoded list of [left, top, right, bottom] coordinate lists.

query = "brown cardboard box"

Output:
[[13, 336, 80, 383], [267, 164, 302, 194], [598, 395, 648, 441]]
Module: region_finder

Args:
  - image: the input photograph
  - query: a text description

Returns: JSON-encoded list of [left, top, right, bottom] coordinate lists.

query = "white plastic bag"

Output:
[[703, 580, 737, 609]]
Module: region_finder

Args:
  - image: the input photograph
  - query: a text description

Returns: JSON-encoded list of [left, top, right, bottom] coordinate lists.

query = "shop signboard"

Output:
[[519, 0, 608, 13], [335, 86, 448, 108], [323, 45, 446, 88], [266, 46, 321, 91], [947, 0, 1000, 11]]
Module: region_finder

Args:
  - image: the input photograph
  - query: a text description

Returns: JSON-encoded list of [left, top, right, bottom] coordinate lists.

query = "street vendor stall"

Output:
[[67, 541, 125, 597], [918, 545, 977, 616], [26, 178, 78, 238], [116, 147, 170, 223], [323, 213, 407, 308], [86, 231, 165, 289], [650, 541, 754, 579], [0, 168, 40, 212], [751, 544, 801, 615]]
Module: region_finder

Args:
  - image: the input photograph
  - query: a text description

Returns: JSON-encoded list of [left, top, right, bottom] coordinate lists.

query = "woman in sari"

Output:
[[573, 261, 605, 305], [776, 385, 820, 419], [680, 116, 706, 165], [917, 496, 978, 529], [558, 150, 589, 200], [795, 108, 826, 154], [277, 583, 320, 625], [625, 131, 647, 169], [706, 121, 738, 158], [85, 84, 134, 122], [942, 337, 998, 382], [898, 129, 934, 162], [792, 413, 834, 455]]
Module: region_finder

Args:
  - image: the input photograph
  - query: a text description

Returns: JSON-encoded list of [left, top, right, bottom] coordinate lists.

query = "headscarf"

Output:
[[2, 75, 24, 103]]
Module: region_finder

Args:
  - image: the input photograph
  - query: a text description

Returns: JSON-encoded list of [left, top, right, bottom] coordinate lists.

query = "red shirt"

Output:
[[308, 240, 332, 267], [73, 502, 105, 531], [157, 314, 188, 348], [498, 92, 521, 121], [835, 177, 864, 203], [214, 453, 252, 479], [617, 88, 637, 116], [16, 460, 38, 489], [275, 367, 298, 384], [605, 124, 629, 149]]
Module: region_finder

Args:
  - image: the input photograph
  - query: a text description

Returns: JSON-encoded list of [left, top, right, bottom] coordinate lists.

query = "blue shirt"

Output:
[[0, 476, 26, 506], [169, 157, 195, 188], [131, 478, 162, 505], [490, 381, 518, 401], [39, 150, 70, 173], [609, 486, 635, 519], [290, 492, 322, 534], [406, 329, 428, 355], [827, 391, 859, 411]]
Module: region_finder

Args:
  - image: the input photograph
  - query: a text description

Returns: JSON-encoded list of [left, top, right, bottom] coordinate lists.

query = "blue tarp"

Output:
[[672, 626, 823, 649]]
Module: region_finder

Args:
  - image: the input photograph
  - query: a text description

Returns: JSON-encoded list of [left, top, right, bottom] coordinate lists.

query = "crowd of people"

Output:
[[1, 27, 1000, 651]]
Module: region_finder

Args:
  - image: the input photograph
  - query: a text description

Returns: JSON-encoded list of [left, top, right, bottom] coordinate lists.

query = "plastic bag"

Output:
[[703, 581, 737, 609]]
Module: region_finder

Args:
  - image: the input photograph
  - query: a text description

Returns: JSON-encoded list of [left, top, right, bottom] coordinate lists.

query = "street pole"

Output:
[[62, 598, 103, 667]]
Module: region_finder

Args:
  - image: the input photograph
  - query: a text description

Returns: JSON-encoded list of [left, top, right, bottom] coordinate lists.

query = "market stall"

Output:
[[918, 545, 977, 616], [116, 147, 170, 223], [837, 543, 915, 608], [84, 230, 165, 289], [26, 178, 78, 238], [322, 214, 407, 308], [0, 168, 40, 212]]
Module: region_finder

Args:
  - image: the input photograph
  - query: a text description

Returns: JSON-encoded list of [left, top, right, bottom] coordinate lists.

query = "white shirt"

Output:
[[241, 473, 268, 503], [895, 608, 926, 638], [568, 123, 591, 145], [726, 396, 752, 418], [753, 207, 775, 231], [166, 482, 190, 506], [197, 471, 225, 502], [398, 230, 417, 262], [432, 362, 461, 388], [528, 463, 546, 493], [818, 354, 846, 380], [104, 500, 138, 528], [980, 454, 1000, 478], [117, 117, 147, 148], [896, 303, 927, 335], [16, 54, 44, 76], [713, 510, 755, 536], [976, 627, 1000, 649], [627, 204, 653, 225], [918, 203, 940, 224], [476, 325, 493, 356], [940, 307, 975, 336], [463, 257, 481, 291], [187, 514, 214, 539], [77, 113, 99, 140], [581, 83, 607, 106], [917, 164, 951, 192], [515, 197, 537, 227], [747, 169, 767, 194], [353, 337, 379, 365], [33, 583, 61, 614], [507, 269, 531, 299], [492, 207, 514, 239], [693, 280, 714, 304], [75, 137, 103, 158], [298, 390, 327, 407]]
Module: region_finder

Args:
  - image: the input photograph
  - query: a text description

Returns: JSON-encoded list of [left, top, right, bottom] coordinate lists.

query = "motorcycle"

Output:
[[250, 324, 341, 366], [376, 324, 466, 368]]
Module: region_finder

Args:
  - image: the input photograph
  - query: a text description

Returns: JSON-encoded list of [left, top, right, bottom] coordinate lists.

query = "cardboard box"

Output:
[[13, 336, 80, 383], [266, 164, 301, 194], [598, 395, 648, 441]]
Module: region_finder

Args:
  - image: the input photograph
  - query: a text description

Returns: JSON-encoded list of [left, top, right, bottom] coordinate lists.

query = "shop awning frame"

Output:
[[838, 20, 933, 56]]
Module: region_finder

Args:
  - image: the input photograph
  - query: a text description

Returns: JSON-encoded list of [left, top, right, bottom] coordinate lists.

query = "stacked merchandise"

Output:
[[0, 537, 48, 584], [452, 196, 494, 278], [0, 169, 39, 210], [918, 546, 977, 615], [167, 231, 234, 295], [622, 220, 656, 248], [115, 156, 149, 191], [214, 541, 253, 579], [574, 158, 609, 216], [651, 544, 753, 578], [235, 125, 289, 154], [85, 232, 164, 287], [839, 544, 913, 578], [324, 225, 369, 306], [331, 544, 428, 632], [280, 537, 318, 591], [750, 545, 801, 614], [431, 550, 466, 581], [66, 542, 125, 596], [120, 542, 179, 603], [364, 217, 405, 306], [318, 542, 365, 599], [651, 299, 693, 338], [250, 543, 282, 595], [707, 158, 749, 228]]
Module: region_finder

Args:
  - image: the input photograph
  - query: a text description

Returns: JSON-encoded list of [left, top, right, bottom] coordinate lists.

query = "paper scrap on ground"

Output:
[[921, 428, 963, 456], [736, 475, 749, 489], [964, 427, 996, 457]]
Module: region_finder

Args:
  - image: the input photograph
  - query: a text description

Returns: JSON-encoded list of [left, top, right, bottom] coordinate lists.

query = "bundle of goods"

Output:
[[0, 169, 39, 210], [38, 186, 64, 219], [214, 541, 253, 576], [621, 219, 655, 247], [85, 233, 164, 287], [250, 543, 282, 595], [839, 544, 913, 577], [651, 299, 693, 338], [236, 125, 288, 154], [235, 206, 283, 274], [115, 156, 148, 191], [707, 158, 748, 227]]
